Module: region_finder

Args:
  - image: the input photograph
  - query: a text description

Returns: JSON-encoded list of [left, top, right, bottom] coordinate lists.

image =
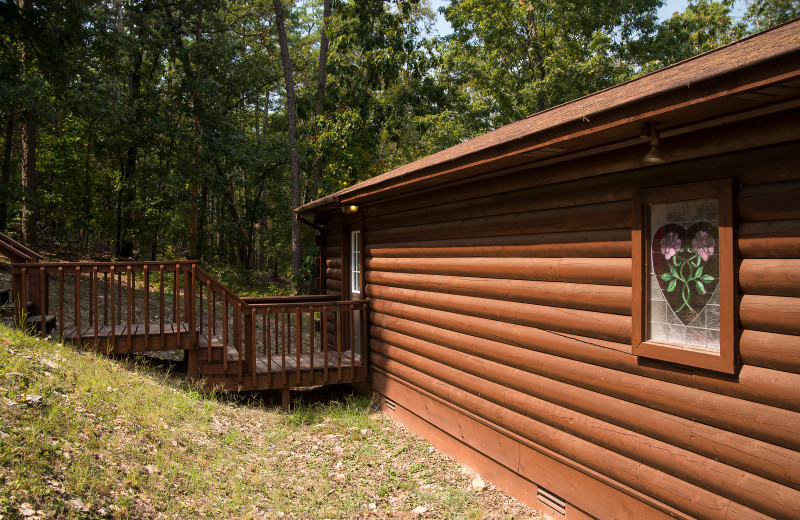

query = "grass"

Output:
[[0, 325, 535, 519]]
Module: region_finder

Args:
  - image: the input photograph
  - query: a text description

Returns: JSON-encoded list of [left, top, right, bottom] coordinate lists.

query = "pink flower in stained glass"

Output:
[[692, 230, 715, 261], [660, 231, 681, 260]]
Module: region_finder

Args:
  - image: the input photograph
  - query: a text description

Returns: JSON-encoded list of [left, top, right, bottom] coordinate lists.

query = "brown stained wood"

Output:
[[369, 325, 800, 490], [326, 268, 342, 281], [370, 357, 775, 520], [143, 266, 149, 350], [373, 372, 684, 520], [367, 201, 630, 244], [739, 259, 800, 296], [740, 329, 800, 374], [326, 278, 343, 292], [57, 268, 63, 342], [367, 233, 631, 259], [738, 220, 800, 258], [75, 267, 80, 333], [740, 294, 800, 336], [366, 284, 631, 344], [326, 258, 342, 269], [372, 342, 800, 517], [361, 139, 800, 222], [366, 257, 631, 286], [367, 271, 632, 315], [368, 304, 800, 443], [738, 179, 800, 222], [371, 304, 800, 416]]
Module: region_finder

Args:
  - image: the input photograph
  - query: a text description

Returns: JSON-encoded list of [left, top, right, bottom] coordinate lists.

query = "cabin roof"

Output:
[[298, 18, 800, 217]]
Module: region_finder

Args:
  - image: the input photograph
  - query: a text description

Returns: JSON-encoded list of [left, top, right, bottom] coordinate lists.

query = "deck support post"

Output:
[[281, 387, 291, 411], [185, 348, 200, 379]]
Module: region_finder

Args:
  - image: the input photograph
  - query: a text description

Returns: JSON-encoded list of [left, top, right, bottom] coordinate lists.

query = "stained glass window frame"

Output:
[[632, 179, 736, 373]]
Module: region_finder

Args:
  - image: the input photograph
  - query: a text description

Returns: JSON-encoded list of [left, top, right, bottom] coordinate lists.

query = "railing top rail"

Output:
[[247, 299, 368, 310], [242, 294, 340, 305], [0, 231, 42, 263], [193, 265, 248, 307], [11, 259, 198, 269]]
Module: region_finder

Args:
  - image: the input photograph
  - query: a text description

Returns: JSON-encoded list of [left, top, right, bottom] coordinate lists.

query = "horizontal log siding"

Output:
[[361, 141, 800, 518]]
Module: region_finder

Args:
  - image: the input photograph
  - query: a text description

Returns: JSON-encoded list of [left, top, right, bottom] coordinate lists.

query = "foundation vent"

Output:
[[383, 397, 396, 411], [537, 486, 566, 516]]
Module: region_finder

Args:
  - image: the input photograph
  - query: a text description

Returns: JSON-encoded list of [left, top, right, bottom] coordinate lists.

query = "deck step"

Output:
[[1, 299, 34, 317], [26, 314, 57, 335]]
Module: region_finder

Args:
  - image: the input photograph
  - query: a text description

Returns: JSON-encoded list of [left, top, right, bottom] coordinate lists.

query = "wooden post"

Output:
[[281, 387, 290, 412]]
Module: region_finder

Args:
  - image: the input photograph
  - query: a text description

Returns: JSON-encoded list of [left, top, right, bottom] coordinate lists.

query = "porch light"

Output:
[[342, 204, 359, 214], [642, 123, 665, 165]]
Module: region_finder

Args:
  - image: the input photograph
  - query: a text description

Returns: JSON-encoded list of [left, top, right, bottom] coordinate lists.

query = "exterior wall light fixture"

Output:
[[642, 123, 666, 165], [341, 204, 359, 214]]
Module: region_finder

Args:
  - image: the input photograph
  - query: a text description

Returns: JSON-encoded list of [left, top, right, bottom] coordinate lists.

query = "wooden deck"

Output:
[[197, 334, 366, 391], [61, 321, 192, 351]]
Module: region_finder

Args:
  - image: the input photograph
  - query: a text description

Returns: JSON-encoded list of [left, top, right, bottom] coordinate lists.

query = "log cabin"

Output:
[[297, 20, 800, 519]]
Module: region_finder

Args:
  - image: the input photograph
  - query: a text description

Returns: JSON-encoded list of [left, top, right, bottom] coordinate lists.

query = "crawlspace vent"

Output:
[[537, 486, 566, 516], [383, 397, 396, 411]]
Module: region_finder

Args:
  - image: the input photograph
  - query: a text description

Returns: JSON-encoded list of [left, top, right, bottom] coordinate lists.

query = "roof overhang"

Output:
[[298, 19, 800, 218]]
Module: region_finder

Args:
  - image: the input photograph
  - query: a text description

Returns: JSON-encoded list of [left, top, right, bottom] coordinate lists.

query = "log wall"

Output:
[[358, 139, 800, 518]]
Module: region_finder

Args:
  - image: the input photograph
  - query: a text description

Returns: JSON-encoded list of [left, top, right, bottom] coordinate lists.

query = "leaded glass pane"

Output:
[[646, 198, 720, 353]]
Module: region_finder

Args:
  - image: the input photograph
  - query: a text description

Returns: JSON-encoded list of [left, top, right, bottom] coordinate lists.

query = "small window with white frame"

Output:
[[351, 229, 361, 295]]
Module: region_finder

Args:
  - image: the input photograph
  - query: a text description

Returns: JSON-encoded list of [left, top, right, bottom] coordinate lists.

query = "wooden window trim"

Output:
[[351, 229, 361, 296], [632, 179, 737, 373]]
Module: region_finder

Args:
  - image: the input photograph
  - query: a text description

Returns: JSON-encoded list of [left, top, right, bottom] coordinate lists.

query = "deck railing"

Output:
[[11, 259, 369, 390], [13, 261, 195, 348], [243, 296, 369, 388]]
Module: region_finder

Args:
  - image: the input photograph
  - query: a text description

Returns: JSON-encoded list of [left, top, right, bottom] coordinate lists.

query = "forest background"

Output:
[[0, 0, 796, 292]]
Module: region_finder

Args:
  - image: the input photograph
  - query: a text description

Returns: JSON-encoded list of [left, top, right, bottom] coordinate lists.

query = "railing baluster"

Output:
[[281, 309, 286, 381], [250, 308, 257, 386], [336, 304, 342, 383], [235, 302, 242, 382], [198, 281, 203, 336], [127, 266, 132, 348], [362, 302, 369, 377], [117, 271, 122, 326], [93, 267, 99, 346], [103, 272, 108, 326], [144, 265, 149, 350], [348, 302, 356, 381], [206, 281, 212, 345], [295, 306, 301, 382], [323, 305, 329, 384], [75, 267, 81, 340], [222, 297, 228, 366], [174, 264, 180, 346], [159, 265, 165, 346], [265, 311, 271, 387], [110, 266, 115, 346], [58, 267, 64, 341], [212, 288, 217, 337], [39, 266, 46, 329], [310, 307, 315, 377]]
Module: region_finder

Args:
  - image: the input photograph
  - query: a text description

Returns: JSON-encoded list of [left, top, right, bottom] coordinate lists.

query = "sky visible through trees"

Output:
[[0, 0, 796, 290]]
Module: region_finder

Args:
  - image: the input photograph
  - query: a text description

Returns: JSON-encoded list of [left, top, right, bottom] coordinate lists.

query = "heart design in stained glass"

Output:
[[651, 222, 719, 325]]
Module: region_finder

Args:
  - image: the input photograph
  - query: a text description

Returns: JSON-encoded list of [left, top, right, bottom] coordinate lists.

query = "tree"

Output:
[[439, 0, 662, 128], [744, 0, 800, 31], [273, 0, 302, 285]]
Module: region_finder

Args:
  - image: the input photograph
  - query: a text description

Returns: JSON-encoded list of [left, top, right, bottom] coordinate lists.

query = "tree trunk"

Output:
[[312, 0, 331, 200], [0, 109, 15, 231], [189, 10, 203, 260], [19, 0, 37, 247], [273, 0, 302, 288]]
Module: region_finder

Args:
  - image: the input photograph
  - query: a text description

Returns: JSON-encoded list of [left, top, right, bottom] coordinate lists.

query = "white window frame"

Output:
[[350, 230, 361, 295]]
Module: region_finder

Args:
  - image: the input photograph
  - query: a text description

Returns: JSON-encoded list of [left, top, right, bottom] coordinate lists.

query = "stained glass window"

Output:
[[647, 199, 720, 353], [632, 179, 735, 373]]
